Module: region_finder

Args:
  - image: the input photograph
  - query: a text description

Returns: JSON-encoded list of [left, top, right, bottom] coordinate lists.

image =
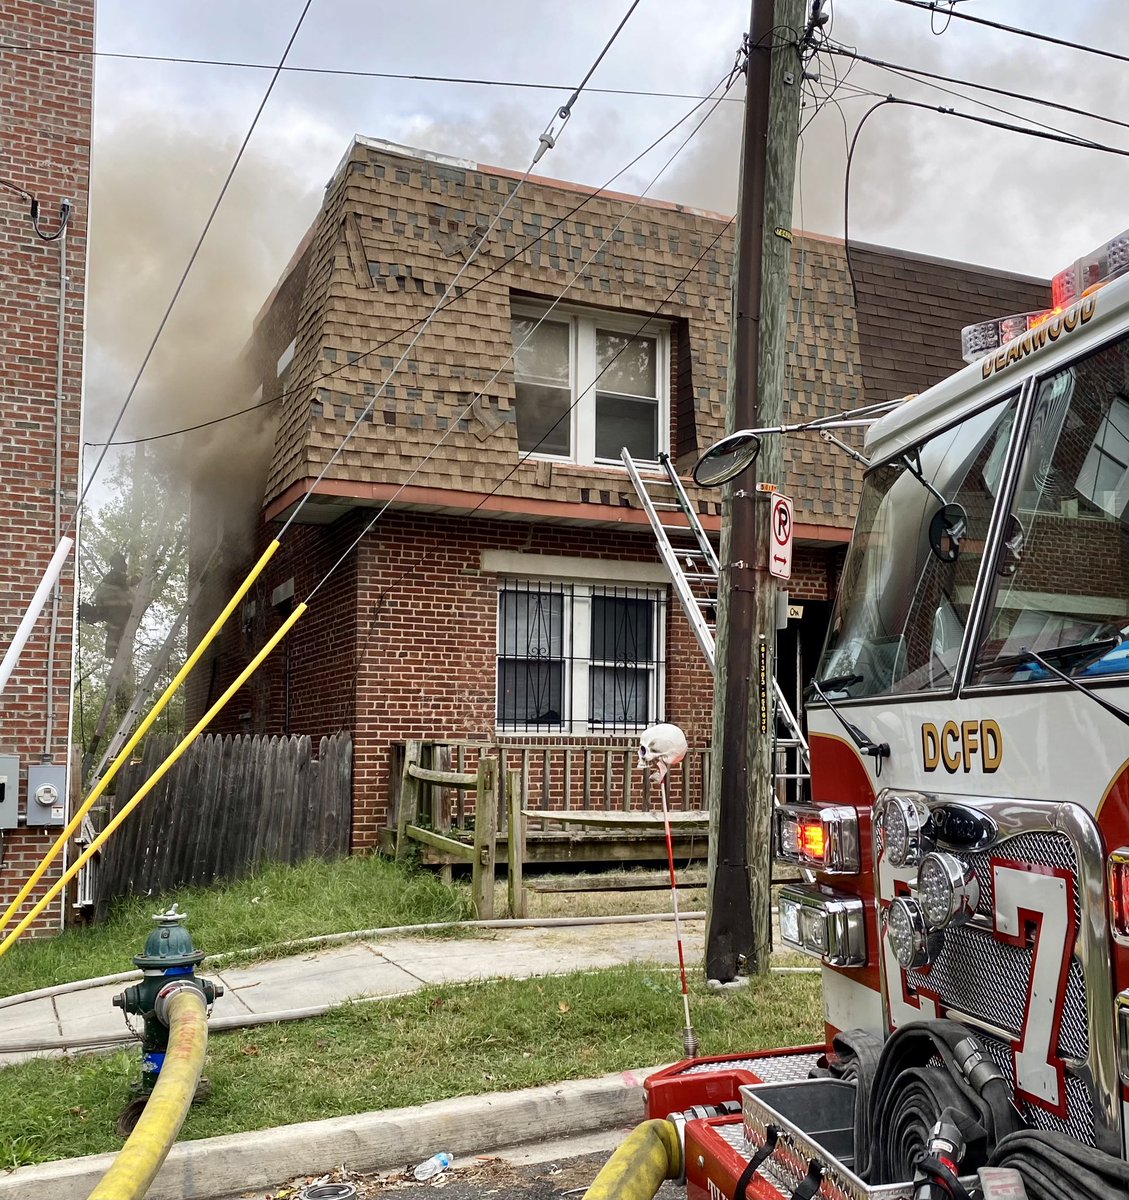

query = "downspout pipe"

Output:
[[87, 985, 208, 1200], [44, 219, 68, 756], [581, 1118, 681, 1200]]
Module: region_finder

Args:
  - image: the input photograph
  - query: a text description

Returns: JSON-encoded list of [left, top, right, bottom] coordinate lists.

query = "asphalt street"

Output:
[[237, 1132, 685, 1200]]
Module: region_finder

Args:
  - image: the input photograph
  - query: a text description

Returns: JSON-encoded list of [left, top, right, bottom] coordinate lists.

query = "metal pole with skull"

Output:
[[638, 722, 698, 1058]]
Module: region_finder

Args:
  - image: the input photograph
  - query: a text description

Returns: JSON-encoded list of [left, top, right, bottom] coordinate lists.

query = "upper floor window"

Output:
[[510, 303, 669, 466]]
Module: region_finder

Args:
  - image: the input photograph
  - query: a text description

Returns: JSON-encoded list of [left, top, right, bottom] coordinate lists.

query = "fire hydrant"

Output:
[[112, 904, 222, 1094]]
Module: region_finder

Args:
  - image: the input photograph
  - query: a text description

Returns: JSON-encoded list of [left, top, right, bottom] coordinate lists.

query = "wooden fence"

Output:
[[94, 731, 352, 914], [388, 738, 710, 918]]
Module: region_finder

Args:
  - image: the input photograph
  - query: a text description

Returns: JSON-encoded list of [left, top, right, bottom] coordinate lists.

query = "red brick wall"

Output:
[[196, 508, 842, 849], [0, 1, 92, 932]]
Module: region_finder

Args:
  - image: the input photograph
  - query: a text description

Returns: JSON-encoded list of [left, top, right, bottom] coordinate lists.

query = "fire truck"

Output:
[[641, 231, 1129, 1200]]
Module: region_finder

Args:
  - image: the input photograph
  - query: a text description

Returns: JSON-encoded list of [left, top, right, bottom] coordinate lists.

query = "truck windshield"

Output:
[[818, 397, 1017, 699], [973, 330, 1129, 684]]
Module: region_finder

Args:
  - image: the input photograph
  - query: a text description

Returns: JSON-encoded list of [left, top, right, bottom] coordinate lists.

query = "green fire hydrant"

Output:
[[112, 905, 223, 1094]]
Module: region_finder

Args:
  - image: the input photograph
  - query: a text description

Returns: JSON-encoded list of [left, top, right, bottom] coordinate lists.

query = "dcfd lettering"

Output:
[[922, 719, 1002, 773]]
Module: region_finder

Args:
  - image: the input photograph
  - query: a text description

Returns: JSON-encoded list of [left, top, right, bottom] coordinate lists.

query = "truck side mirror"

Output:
[[928, 503, 967, 564]]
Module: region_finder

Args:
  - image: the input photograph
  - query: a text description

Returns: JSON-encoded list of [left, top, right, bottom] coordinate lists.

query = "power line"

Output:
[[75, 0, 315, 519], [306, 77, 737, 604], [277, 0, 643, 537], [823, 44, 1129, 139], [888, 0, 1129, 68], [841, 94, 1129, 305], [91, 78, 733, 449], [0, 41, 740, 106], [315, 218, 735, 634]]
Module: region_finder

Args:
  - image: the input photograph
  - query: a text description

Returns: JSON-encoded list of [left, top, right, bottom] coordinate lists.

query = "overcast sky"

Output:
[[85, 0, 1129, 450]]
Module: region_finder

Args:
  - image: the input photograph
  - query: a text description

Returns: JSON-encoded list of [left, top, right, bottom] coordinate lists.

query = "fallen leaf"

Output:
[[558, 1001, 570, 1013], [242, 1045, 260, 1057]]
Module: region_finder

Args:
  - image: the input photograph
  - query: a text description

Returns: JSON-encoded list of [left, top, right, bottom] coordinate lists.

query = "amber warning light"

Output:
[[960, 225, 1129, 365]]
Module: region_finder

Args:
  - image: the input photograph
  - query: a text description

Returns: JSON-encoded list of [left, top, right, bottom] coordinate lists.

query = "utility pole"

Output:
[[706, 0, 807, 982]]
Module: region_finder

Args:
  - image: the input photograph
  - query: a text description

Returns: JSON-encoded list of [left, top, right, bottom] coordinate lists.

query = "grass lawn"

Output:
[[0, 964, 822, 1168], [0, 855, 472, 999]]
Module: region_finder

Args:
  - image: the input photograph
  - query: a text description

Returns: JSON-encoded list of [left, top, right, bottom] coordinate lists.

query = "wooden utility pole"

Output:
[[706, 0, 806, 982]]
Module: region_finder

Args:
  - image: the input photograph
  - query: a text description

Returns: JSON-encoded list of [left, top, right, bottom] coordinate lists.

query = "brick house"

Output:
[[192, 136, 1048, 853], [0, 1, 91, 927]]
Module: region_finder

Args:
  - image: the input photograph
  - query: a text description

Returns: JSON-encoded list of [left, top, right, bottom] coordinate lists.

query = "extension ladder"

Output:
[[621, 449, 810, 790]]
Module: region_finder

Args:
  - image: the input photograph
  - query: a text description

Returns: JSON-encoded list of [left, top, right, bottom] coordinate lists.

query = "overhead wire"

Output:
[[276, 0, 643, 538], [822, 43, 1129, 145], [0, 41, 739, 104], [2, 0, 648, 954], [304, 71, 739, 608], [840, 93, 1129, 307], [888, 0, 1129, 67], [74, 0, 316, 519]]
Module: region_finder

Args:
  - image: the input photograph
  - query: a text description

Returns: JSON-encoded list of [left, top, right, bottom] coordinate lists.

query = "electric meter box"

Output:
[[0, 755, 19, 829], [25, 764, 67, 827]]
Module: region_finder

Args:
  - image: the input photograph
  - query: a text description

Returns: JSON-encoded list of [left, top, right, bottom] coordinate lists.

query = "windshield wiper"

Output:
[[986, 637, 1119, 675], [1007, 643, 1129, 731], [808, 674, 891, 772]]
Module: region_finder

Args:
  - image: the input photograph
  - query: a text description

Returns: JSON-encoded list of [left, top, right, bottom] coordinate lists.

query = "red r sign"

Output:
[[769, 493, 793, 580]]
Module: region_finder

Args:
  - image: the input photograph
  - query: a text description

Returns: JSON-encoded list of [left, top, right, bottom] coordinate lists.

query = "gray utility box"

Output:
[[0, 755, 18, 829], [25, 763, 67, 826]]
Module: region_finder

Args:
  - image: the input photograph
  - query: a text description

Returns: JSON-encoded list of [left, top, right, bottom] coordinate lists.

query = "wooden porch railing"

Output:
[[389, 738, 710, 918]]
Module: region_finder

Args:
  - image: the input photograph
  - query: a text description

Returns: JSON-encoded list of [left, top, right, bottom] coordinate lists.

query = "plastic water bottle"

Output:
[[413, 1152, 452, 1182]]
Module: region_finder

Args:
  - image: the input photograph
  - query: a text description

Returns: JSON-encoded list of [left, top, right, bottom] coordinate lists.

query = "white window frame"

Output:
[[494, 575, 667, 736], [510, 300, 670, 467]]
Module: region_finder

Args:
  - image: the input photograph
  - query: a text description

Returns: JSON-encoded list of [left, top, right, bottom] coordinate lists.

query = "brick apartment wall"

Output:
[[194, 509, 845, 849], [0, 1, 92, 932]]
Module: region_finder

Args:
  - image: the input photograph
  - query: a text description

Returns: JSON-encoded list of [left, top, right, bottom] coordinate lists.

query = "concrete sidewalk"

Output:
[[0, 919, 705, 1065]]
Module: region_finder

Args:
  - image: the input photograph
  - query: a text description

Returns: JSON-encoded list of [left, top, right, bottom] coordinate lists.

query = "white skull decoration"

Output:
[[638, 722, 689, 786]]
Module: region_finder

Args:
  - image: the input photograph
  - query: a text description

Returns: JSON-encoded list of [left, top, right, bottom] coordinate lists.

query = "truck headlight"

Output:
[[778, 884, 866, 967], [917, 851, 979, 929], [878, 791, 933, 868], [885, 896, 941, 970], [774, 805, 860, 874]]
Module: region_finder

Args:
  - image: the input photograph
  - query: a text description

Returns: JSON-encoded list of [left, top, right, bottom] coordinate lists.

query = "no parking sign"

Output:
[[768, 492, 793, 580]]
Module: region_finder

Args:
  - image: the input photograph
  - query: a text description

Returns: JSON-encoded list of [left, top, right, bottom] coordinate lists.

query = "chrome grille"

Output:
[[966, 832, 1081, 918], [978, 1030, 1096, 1146], [907, 926, 1089, 1060], [901, 828, 1095, 1147]]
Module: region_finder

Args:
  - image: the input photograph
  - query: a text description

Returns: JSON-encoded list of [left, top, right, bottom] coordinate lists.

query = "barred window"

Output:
[[496, 580, 665, 733]]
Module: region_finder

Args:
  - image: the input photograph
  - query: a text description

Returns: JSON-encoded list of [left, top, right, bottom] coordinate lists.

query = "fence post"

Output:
[[396, 741, 422, 860], [506, 767, 525, 919], [471, 755, 498, 919]]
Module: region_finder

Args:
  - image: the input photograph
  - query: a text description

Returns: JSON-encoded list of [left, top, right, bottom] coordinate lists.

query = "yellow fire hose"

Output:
[[88, 987, 209, 1200], [0, 601, 306, 958], [581, 1119, 682, 1200], [0, 538, 281, 938]]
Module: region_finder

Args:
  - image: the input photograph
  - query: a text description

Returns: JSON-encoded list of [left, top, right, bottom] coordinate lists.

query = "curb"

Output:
[[0, 1068, 661, 1200]]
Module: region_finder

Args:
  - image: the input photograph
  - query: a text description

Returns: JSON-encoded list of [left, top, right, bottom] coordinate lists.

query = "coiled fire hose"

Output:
[[822, 1020, 1129, 1198], [987, 1129, 1129, 1200]]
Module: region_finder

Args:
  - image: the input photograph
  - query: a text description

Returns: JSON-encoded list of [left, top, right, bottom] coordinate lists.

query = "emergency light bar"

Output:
[[960, 224, 1129, 365]]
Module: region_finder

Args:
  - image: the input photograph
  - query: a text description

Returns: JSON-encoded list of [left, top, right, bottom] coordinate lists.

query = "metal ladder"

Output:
[[622, 449, 810, 789]]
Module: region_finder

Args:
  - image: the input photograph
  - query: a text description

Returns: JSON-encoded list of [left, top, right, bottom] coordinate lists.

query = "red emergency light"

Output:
[[961, 225, 1129, 365]]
